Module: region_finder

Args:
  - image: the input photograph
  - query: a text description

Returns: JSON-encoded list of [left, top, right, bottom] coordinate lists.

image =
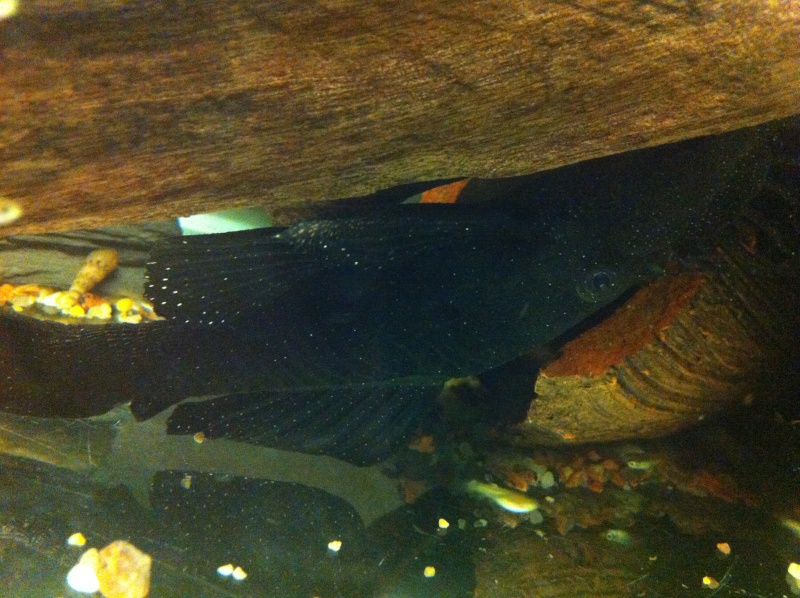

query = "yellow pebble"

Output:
[[69, 304, 86, 317], [193, 431, 205, 444], [702, 576, 720, 589], [216, 563, 234, 577], [117, 312, 143, 324], [87, 303, 112, 320], [438, 518, 449, 529], [180, 474, 192, 489], [36, 287, 55, 301], [0, 197, 22, 225], [115, 297, 134, 313], [424, 566, 436, 578], [789, 563, 800, 580], [10, 294, 36, 308], [55, 291, 79, 310], [327, 540, 342, 552], [67, 532, 87, 547], [231, 566, 247, 581]]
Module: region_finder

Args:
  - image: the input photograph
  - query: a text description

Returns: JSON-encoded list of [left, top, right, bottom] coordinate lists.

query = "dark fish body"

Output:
[[0, 204, 650, 463], [146, 205, 638, 387], [0, 125, 768, 464]]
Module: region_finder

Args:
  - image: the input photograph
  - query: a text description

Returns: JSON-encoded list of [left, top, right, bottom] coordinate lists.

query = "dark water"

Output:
[[3, 414, 800, 597], [0, 117, 798, 597]]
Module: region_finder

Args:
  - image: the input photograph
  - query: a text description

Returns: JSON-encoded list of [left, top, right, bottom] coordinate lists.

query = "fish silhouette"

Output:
[[0, 127, 765, 465], [0, 203, 650, 464], [154, 202, 659, 461]]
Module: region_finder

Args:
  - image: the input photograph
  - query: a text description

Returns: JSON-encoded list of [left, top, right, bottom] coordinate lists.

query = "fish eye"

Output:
[[575, 268, 620, 303], [590, 271, 612, 292]]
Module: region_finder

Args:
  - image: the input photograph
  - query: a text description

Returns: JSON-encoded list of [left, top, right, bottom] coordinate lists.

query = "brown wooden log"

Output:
[[507, 183, 800, 446], [508, 273, 778, 446], [1, 1, 799, 236]]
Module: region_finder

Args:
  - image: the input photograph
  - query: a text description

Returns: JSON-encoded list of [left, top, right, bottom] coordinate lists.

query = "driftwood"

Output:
[[1, 0, 798, 235]]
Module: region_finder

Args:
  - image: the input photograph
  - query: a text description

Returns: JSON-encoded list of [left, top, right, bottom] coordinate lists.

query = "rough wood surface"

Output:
[[1, 1, 798, 235], [508, 203, 800, 446]]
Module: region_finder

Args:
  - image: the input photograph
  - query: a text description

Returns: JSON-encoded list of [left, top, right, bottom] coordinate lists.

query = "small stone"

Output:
[[66, 549, 100, 594], [702, 576, 720, 589], [115, 298, 134, 313], [528, 510, 544, 525], [789, 562, 800, 580], [217, 563, 234, 577], [327, 540, 342, 552], [96, 540, 151, 598], [87, 302, 113, 319], [539, 471, 556, 489]]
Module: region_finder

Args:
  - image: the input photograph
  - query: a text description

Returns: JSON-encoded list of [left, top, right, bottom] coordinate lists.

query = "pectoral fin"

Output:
[[166, 379, 443, 465]]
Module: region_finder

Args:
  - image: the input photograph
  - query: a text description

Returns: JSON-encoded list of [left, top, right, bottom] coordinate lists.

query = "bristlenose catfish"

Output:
[[0, 129, 764, 465]]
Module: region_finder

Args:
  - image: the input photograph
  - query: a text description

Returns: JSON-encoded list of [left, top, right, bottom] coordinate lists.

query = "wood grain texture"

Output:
[[1, 0, 798, 235]]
